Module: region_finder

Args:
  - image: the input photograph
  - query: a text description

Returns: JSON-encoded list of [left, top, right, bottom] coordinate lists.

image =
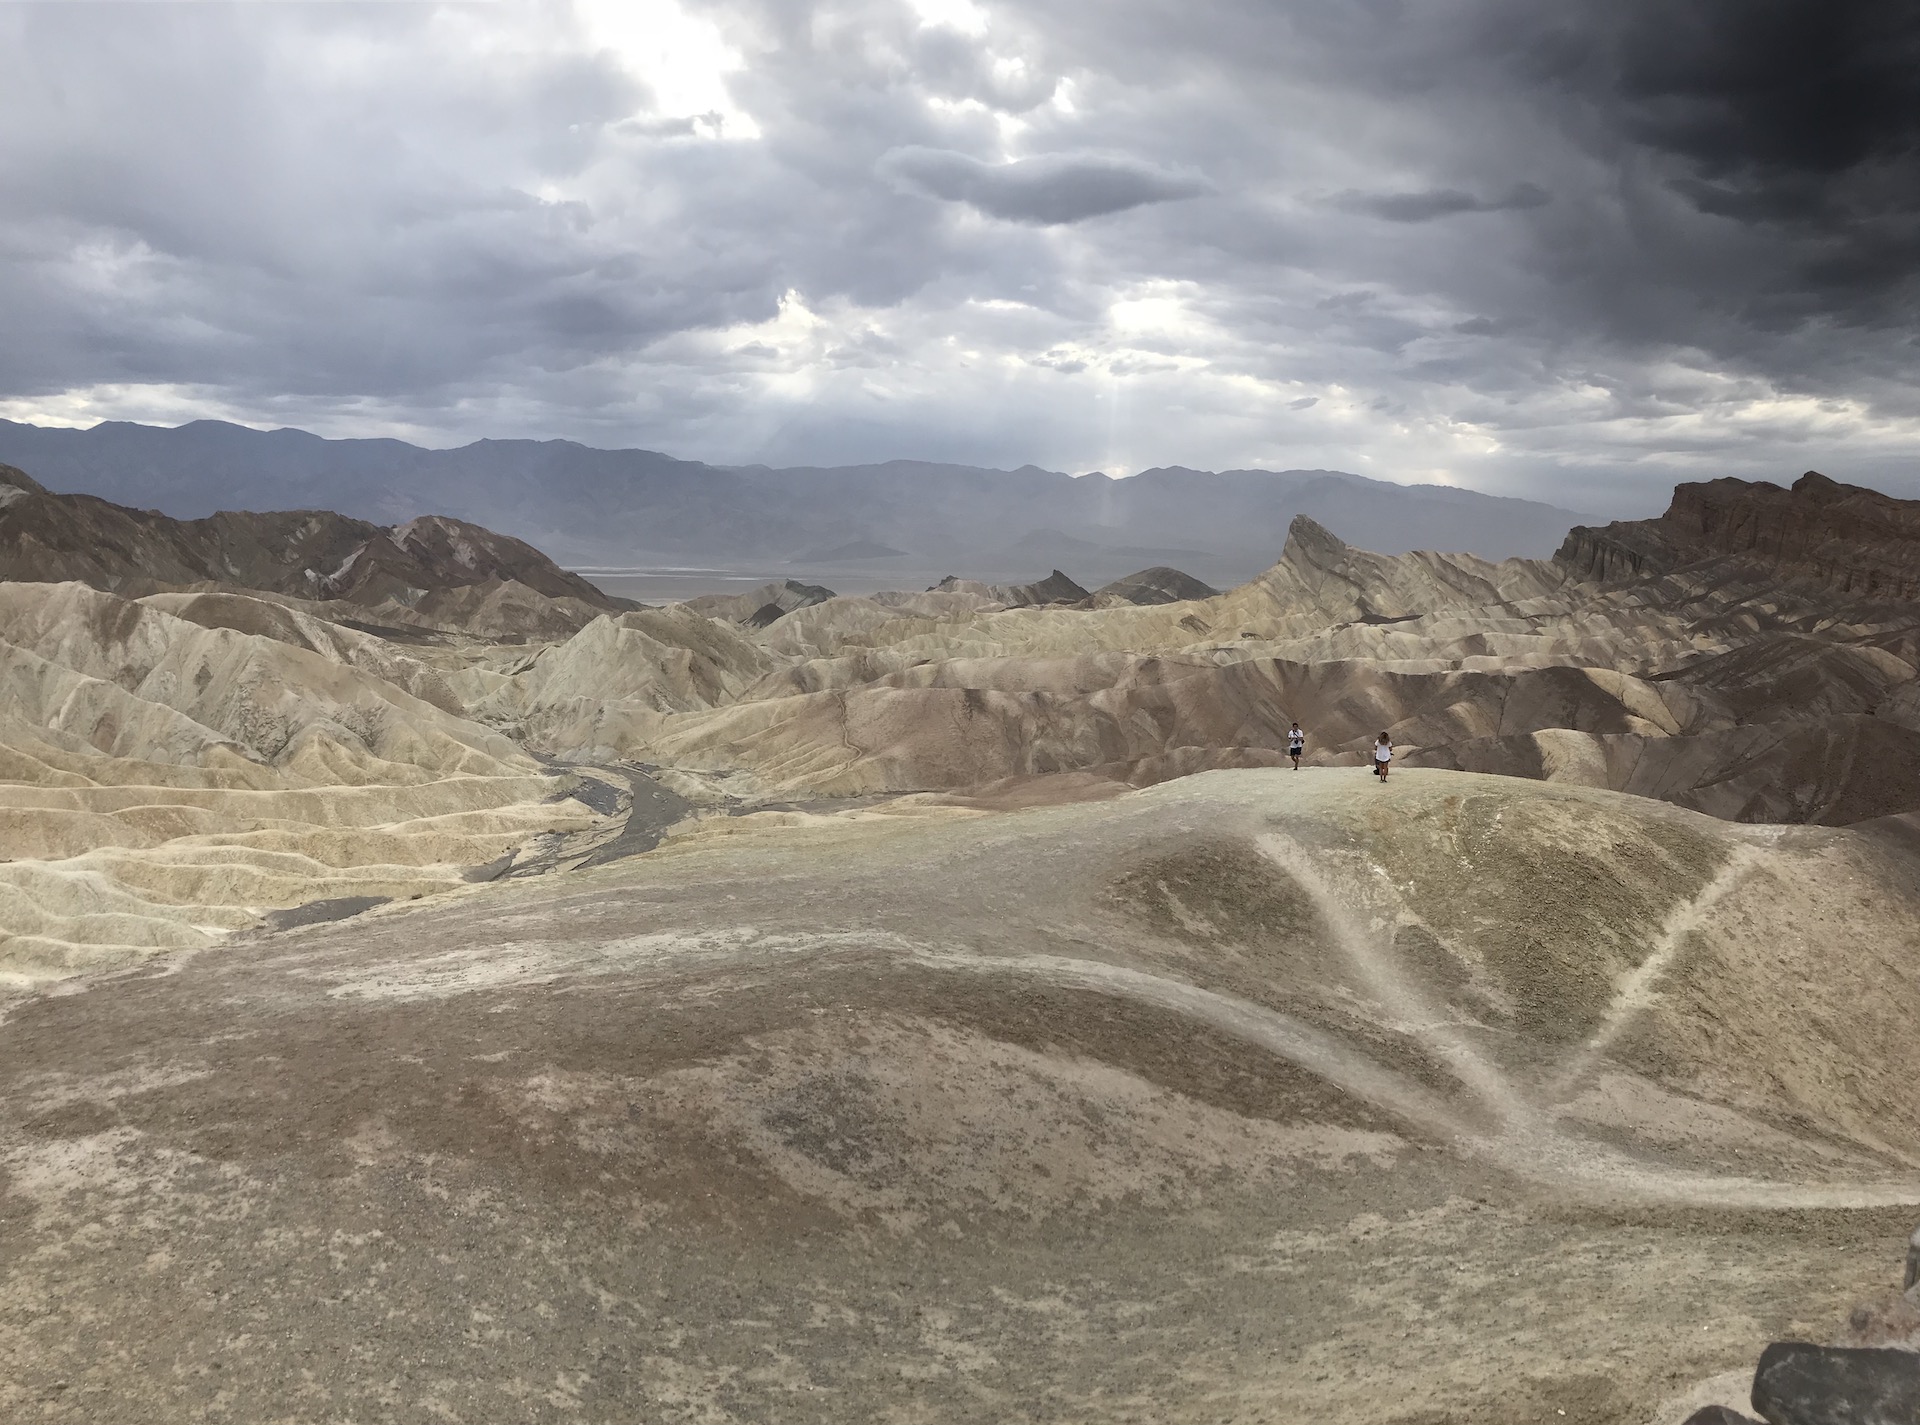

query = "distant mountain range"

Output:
[[0, 419, 1593, 586]]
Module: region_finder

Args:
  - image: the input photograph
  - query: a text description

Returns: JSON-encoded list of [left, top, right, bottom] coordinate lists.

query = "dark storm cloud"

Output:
[[0, 0, 1915, 511], [1611, 0, 1920, 181], [1335, 182, 1551, 223], [1498, 0, 1920, 315], [878, 147, 1207, 224]]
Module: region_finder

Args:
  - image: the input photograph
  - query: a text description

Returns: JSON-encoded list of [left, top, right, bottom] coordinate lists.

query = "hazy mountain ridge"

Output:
[[0, 461, 632, 640], [0, 419, 1592, 583]]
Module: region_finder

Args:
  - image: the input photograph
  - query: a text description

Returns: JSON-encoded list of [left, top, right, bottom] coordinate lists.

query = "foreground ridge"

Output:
[[0, 772, 1915, 1422]]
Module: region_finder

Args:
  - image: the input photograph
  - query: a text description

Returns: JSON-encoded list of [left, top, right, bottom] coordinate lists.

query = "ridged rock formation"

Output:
[[1558, 471, 1920, 597], [396, 502, 1920, 822], [13, 460, 1920, 974]]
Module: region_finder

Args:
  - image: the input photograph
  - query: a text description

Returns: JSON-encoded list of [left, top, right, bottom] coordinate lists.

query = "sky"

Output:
[[0, 0, 1914, 515]]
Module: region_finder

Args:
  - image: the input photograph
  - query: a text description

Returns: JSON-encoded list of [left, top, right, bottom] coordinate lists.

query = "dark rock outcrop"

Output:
[[1558, 472, 1920, 599], [1679, 1221, 1920, 1424], [0, 462, 627, 612], [1014, 568, 1094, 606], [930, 569, 1092, 607], [1750, 1341, 1920, 1425], [682, 579, 836, 626], [1091, 566, 1221, 606]]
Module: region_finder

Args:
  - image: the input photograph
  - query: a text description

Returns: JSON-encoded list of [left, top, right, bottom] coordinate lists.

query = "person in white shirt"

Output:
[[1287, 721, 1305, 771], [1373, 732, 1393, 779]]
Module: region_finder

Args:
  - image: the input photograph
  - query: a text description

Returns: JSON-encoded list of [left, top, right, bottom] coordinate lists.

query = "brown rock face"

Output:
[[1557, 472, 1920, 599], [0, 462, 624, 610]]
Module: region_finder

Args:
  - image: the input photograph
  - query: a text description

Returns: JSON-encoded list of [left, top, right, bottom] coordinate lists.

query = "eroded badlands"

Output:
[[3, 465, 1920, 1422]]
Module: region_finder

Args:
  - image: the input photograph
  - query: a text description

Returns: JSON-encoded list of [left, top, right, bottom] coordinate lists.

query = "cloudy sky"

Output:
[[0, 0, 1914, 513]]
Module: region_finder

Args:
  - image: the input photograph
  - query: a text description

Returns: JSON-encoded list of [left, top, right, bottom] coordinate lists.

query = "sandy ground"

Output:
[[1, 769, 1916, 1424]]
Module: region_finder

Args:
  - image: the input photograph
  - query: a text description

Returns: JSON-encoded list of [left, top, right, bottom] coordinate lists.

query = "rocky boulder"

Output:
[[1751, 1342, 1920, 1425], [1684, 1225, 1920, 1425]]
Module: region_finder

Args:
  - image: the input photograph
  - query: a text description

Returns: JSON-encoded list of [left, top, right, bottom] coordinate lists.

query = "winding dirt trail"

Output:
[[4, 771, 1917, 1425], [1255, 831, 1538, 1130], [1553, 843, 1769, 1096], [902, 943, 1920, 1211]]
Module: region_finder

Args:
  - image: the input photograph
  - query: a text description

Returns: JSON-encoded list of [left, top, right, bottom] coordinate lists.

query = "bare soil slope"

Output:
[[1, 771, 1914, 1424]]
